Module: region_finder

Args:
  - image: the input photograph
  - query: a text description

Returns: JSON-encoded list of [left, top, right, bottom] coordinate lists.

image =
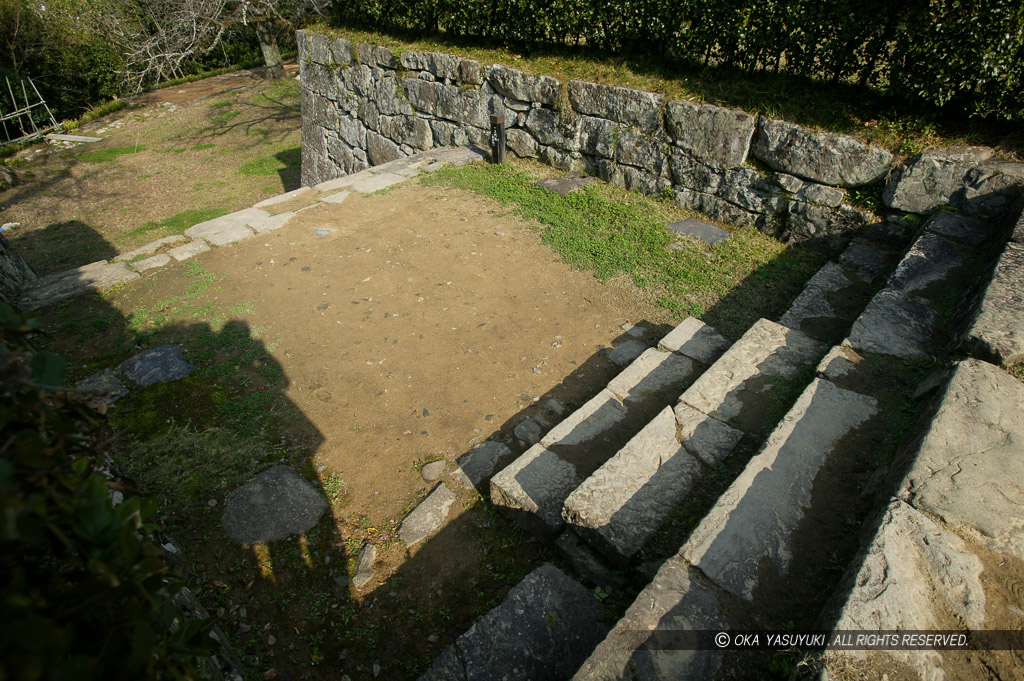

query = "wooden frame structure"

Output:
[[1, 76, 61, 147]]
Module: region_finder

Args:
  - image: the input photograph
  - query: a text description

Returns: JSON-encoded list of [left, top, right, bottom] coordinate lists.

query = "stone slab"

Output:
[[352, 543, 377, 589], [673, 403, 744, 467], [924, 210, 993, 248], [254, 187, 316, 209], [418, 564, 607, 681], [46, 133, 103, 143], [314, 170, 372, 192], [752, 119, 892, 187], [608, 340, 647, 366], [535, 174, 596, 196], [320, 190, 350, 204], [886, 232, 963, 297], [490, 444, 580, 538], [847, 289, 938, 359], [837, 241, 900, 284], [778, 261, 857, 335], [247, 211, 294, 234], [430, 145, 488, 166], [823, 500, 985, 679], [167, 239, 210, 261], [681, 378, 878, 600], [541, 389, 629, 447], [203, 223, 255, 246], [113, 235, 187, 261], [679, 319, 828, 434], [563, 408, 703, 565], [399, 483, 456, 547], [607, 349, 699, 404], [222, 465, 328, 543], [184, 208, 267, 239], [897, 358, 1024, 560], [349, 172, 407, 193], [457, 440, 512, 487], [75, 368, 129, 407], [513, 417, 543, 446], [571, 558, 728, 681], [554, 530, 628, 589], [815, 344, 866, 383], [657, 317, 731, 365], [961, 242, 1024, 366], [118, 344, 196, 386], [18, 260, 140, 310], [130, 253, 170, 273], [667, 218, 731, 245]]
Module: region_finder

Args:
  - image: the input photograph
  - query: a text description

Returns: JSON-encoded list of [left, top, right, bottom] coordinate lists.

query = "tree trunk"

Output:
[[256, 22, 284, 79]]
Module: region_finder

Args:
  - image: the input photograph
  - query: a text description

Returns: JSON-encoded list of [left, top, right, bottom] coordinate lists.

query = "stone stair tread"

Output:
[[778, 261, 863, 340], [657, 316, 732, 364], [570, 557, 729, 681], [18, 260, 139, 310], [924, 209, 994, 248], [680, 377, 878, 601], [846, 288, 938, 359], [540, 388, 630, 448], [678, 318, 828, 437], [418, 563, 607, 681], [490, 443, 579, 539], [960, 238, 1024, 367], [836, 240, 901, 283], [606, 349, 699, 403]]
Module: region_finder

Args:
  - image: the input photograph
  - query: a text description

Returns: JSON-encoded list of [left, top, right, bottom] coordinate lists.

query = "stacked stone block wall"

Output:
[[298, 30, 1024, 246]]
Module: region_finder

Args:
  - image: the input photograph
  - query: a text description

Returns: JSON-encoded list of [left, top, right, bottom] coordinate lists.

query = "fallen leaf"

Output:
[[372, 661, 381, 677]]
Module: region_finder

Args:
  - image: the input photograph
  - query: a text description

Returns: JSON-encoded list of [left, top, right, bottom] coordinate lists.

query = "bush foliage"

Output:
[[0, 303, 213, 681], [333, 0, 1024, 120]]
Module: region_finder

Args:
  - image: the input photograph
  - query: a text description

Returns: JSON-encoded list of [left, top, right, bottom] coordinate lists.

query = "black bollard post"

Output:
[[489, 114, 506, 164]]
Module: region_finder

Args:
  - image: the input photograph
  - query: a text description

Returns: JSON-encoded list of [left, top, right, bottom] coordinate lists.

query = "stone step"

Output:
[[489, 318, 731, 540], [418, 563, 607, 681], [815, 358, 1024, 681], [678, 318, 829, 439], [847, 210, 996, 359], [18, 260, 139, 310]]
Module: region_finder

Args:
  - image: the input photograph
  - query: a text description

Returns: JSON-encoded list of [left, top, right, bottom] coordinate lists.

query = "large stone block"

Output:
[[752, 119, 892, 187], [669, 149, 723, 193], [606, 349, 699, 404], [373, 76, 414, 116], [356, 43, 398, 69], [307, 31, 331, 65], [577, 115, 618, 158], [525, 107, 580, 151], [541, 389, 629, 447], [665, 100, 755, 169], [616, 128, 667, 175], [487, 65, 561, 105], [681, 379, 878, 600], [506, 128, 540, 158], [402, 78, 443, 115], [330, 37, 354, 65], [568, 81, 662, 129], [898, 358, 1024, 560], [419, 564, 607, 681], [366, 130, 403, 166], [380, 115, 433, 150], [490, 444, 581, 538], [961, 240, 1024, 366], [658, 317, 732, 365], [400, 51, 461, 81], [847, 289, 938, 359]]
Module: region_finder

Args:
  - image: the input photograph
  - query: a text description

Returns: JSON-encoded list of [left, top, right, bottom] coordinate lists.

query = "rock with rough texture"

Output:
[[672, 403, 745, 467], [665, 100, 755, 169], [667, 219, 731, 245], [399, 483, 456, 547], [349, 171, 406, 193], [0, 233, 38, 306], [554, 530, 628, 589], [571, 559, 728, 681], [898, 359, 1024, 560], [886, 232, 963, 296], [752, 119, 892, 187], [535, 173, 596, 195], [457, 440, 512, 487], [130, 253, 171, 273], [562, 408, 703, 566], [606, 349, 699, 404], [113, 235, 187, 262], [961, 241, 1024, 367], [568, 81, 662, 129], [924, 210, 994, 248], [506, 128, 540, 158], [837, 241, 901, 284], [118, 345, 196, 386], [822, 499, 985, 680], [487, 65, 560, 105], [884, 146, 1024, 218], [658, 317, 732, 365], [608, 340, 648, 366], [75, 368, 129, 407], [401, 51, 461, 81], [167, 240, 210, 261], [18, 260, 139, 311], [420, 460, 445, 482], [352, 543, 377, 588], [222, 465, 328, 543], [514, 417, 543, 446], [541, 389, 629, 447], [784, 201, 871, 246], [679, 319, 828, 436], [847, 289, 938, 359], [778, 261, 863, 341], [681, 379, 878, 600], [418, 564, 607, 681], [491, 444, 580, 538]]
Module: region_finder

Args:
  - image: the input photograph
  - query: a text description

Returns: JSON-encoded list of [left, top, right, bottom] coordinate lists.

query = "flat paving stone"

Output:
[[563, 407, 703, 566], [399, 483, 456, 547], [430, 145, 488, 166], [607, 349, 699, 404], [314, 172, 371, 193], [113, 235, 186, 261], [847, 289, 938, 358], [571, 558, 728, 681], [18, 260, 140, 310], [320, 190, 350, 204], [681, 378, 878, 601], [667, 218, 731, 245], [898, 358, 1024, 560], [184, 208, 263, 239], [823, 499, 985, 681], [75, 368, 129, 407], [168, 240, 210, 261], [247, 211, 294, 234], [118, 344, 196, 386], [457, 440, 511, 487], [352, 543, 377, 589], [419, 564, 607, 681], [349, 172, 406, 193], [254, 187, 316, 209], [679, 318, 828, 436], [961, 241, 1024, 366], [130, 253, 170, 273], [657, 317, 731, 365], [203, 223, 255, 246], [221, 465, 328, 544], [491, 444, 581, 539], [535, 173, 596, 195]]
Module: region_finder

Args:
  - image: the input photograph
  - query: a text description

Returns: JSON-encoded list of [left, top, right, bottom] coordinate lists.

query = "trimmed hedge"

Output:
[[332, 0, 1024, 120]]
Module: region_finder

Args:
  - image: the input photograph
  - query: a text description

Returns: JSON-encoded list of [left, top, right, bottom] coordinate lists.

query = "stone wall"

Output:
[[298, 30, 1024, 246]]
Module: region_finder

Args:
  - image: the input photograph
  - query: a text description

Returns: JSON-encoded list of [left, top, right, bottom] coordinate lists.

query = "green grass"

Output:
[[423, 161, 822, 337], [240, 146, 300, 176], [118, 207, 228, 246], [191, 143, 216, 151], [1008, 362, 1024, 383], [61, 99, 129, 131], [77, 145, 148, 163]]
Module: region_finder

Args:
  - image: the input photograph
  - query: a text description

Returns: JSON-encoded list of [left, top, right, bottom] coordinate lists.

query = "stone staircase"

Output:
[[416, 205, 1024, 681]]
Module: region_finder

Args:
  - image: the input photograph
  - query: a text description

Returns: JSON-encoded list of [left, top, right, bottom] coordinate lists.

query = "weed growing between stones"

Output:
[[423, 160, 822, 338], [1009, 362, 1024, 383]]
